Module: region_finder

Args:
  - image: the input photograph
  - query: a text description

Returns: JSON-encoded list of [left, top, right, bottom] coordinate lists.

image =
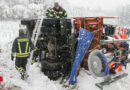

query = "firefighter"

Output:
[[11, 29, 35, 80], [46, 2, 67, 18]]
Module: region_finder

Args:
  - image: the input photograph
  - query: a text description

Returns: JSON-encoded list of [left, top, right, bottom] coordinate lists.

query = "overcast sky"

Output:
[[67, 0, 129, 10]]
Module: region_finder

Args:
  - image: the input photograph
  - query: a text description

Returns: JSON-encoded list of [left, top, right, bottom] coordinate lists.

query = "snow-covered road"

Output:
[[0, 21, 130, 90]]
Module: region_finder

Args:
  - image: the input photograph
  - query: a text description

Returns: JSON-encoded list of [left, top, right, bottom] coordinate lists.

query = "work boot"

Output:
[[21, 74, 25, 80], [24, 74, 29, 80], [21, 73, 29, 80], [21, 71, 25, 80]]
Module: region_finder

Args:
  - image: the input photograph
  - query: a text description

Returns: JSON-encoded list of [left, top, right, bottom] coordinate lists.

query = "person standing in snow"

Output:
[[46, 2, 67, 18], [11, 29, 36, 80]]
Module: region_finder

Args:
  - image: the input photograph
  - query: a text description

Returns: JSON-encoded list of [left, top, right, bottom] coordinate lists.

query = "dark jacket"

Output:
[[46, 7, 67, 18], [11, 33, 34, 59]]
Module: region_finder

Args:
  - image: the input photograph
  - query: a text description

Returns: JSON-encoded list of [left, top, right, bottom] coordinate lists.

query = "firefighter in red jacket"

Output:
[[46, 2, 67, 18], [11, 29, 35, 80]]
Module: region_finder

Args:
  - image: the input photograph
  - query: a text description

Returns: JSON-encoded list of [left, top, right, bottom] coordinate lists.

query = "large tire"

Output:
[[42, 58, 61, 63], [41, 60, 61, 70], [41, 59, 61, 80], [44, 70, 61, 80]]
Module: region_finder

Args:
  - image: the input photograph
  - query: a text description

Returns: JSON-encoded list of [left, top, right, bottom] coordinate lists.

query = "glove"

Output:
[[11, 55, 14, 61]]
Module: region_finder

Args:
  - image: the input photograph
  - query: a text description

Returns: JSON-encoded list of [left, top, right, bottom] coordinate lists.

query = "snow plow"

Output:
[[21, 16, 130, 89]]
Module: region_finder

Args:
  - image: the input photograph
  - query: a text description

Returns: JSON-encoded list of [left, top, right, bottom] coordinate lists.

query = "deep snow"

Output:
[[0, 21, 130, 90]]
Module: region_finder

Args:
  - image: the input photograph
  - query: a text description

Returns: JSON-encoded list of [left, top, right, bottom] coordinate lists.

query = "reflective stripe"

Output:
[[33, 47, 38, 52], [16, 55, 29, 58], [25, 42, 29, 53], [64, 12, 67, 16], [54, 11, 57, 15], [49, 14, 54, 17], [56, 16, 60, 18], [31, 60, 35, 64], [16, 38, 29, 58], [16, 56, 28, 58], [59, 11, 63, 14], [17, 38, 29, 42], [51, 9, 54, 12], [49, 9, 54, 12], [48, 9, 52, 11], [16, 53, 29, 57], [16, 55, 29, 57], [18, 67, 23, 73], [18, 42, 22, 53], [48, 9, 55, 13], [38, 37, 43, 40]]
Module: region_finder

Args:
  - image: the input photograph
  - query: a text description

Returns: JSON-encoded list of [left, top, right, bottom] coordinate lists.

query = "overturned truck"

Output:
[[21, 18, 75, 80], [21, 17, 130, 89]]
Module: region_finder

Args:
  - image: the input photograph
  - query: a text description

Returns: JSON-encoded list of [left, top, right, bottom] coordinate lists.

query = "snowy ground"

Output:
[[0, 21, 130, 90]]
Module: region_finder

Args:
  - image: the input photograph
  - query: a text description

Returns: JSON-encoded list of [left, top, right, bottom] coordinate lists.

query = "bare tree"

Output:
[[118, 4, 130, 26]]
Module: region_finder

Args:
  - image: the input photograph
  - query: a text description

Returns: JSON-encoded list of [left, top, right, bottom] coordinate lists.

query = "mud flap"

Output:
[[69, 28, 94, 84]]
